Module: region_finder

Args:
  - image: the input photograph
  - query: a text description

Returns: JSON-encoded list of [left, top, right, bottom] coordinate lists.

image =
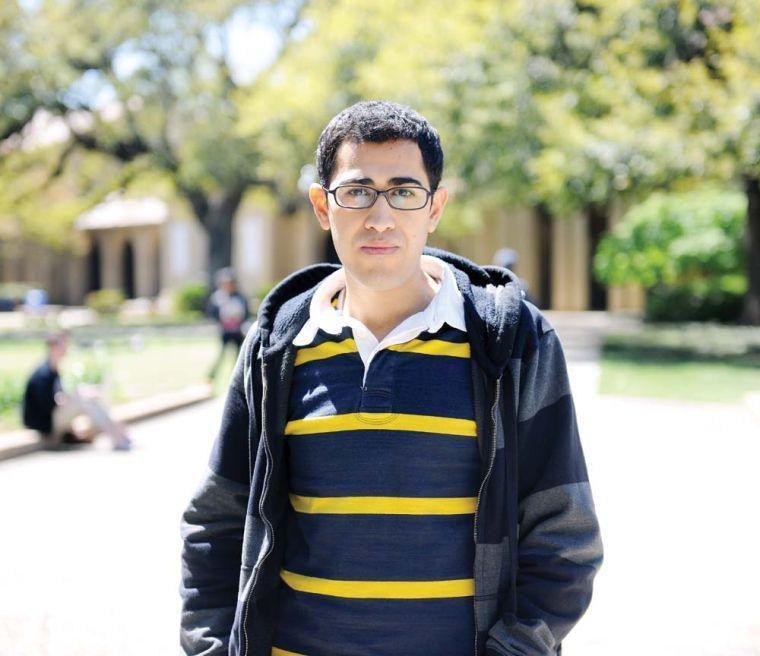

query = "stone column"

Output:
[[98, 230, 123, 291], [551, 215, 590, 310], [132, 227, 160, 298]]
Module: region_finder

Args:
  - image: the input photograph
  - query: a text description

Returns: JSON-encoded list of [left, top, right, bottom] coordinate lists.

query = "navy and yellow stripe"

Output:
[[274, 323, 478, 655], [284, 412, 476, 437], [289, 493, 476, 515], [280, 569, 474, 599]]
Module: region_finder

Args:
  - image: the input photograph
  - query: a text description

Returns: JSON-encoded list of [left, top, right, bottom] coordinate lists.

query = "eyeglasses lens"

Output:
[[334, 186, 427, 210]]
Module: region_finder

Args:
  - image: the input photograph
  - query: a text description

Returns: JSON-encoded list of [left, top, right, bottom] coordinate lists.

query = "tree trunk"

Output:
[[744, 175, 760, 325], [179, 185, 246, 288], [206, 207, 234, 284]]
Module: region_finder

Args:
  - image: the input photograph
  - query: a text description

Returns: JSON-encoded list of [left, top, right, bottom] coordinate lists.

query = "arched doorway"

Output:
[[122, 241, 135, 299], [88, 241, 102, 292]]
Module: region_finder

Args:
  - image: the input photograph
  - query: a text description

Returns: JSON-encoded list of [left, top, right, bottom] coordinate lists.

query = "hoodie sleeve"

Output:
[[180, 324, 259, 655], [486, 312, 603, 655]]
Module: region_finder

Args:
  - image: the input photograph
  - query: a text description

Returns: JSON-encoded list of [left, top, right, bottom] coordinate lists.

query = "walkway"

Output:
[[0, 312, 758, 655]]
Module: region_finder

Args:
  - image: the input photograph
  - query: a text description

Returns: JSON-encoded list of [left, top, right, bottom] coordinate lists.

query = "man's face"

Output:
[[309, 139, 448, 292], [50, 337, 68, 360]]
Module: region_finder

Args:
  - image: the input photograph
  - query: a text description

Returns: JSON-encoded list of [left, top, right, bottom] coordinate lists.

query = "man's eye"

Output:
[[347, 187, 371, 196], [391, 188, 417, 198]]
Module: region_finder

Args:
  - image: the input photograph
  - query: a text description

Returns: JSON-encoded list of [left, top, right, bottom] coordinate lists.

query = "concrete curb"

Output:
[[0, 383, 215, 463]]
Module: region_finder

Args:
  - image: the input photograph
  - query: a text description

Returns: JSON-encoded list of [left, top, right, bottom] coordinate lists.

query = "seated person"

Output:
[[21, 331, 132, 451]]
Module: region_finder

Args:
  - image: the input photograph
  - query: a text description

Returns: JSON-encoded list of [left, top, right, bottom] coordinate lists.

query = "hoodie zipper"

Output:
[[473, 375, 502, 656], [242, 359, 274, 656]]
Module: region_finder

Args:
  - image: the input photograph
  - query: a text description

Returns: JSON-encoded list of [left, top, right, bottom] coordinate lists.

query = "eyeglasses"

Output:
[[324, 184, 432, 211]]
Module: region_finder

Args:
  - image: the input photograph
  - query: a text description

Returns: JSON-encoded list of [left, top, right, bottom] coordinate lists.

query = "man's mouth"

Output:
[[360, 244, 399, 255]]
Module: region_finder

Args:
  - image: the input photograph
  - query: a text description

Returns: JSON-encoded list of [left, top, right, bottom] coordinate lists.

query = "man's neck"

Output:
[[342, 266, 439, 342]]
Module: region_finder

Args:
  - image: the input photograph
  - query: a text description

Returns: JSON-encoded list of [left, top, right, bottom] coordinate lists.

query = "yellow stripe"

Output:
[[280, 569, 474, 599], [388, 338, 470, 358], [272, 648, 305, 656], [295, 338, 358, 367], [284, 412, 476, 437], [289, 494, 477, 515]]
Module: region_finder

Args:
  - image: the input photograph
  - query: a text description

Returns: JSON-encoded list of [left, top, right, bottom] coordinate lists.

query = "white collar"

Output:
[[292, 254, 466, 347]]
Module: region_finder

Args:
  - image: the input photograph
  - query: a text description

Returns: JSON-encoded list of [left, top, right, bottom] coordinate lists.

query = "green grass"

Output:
[[600, 324, 760, 403], [0, 335, 237, 432]]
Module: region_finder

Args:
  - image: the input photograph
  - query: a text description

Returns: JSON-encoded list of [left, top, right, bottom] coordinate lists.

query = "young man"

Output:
[[22, 331, 131, 450], [180, 101, 602, 656]]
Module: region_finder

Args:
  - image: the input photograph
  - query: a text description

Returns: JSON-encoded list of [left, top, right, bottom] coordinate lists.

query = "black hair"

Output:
[[316, 100, 444, 191]]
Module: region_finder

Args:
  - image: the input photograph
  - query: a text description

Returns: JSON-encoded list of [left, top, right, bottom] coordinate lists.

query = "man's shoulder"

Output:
[[27, 361, 55, 384]]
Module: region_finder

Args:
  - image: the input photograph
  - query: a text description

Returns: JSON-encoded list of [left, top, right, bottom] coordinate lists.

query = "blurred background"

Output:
[[0, 0, 759, 654]]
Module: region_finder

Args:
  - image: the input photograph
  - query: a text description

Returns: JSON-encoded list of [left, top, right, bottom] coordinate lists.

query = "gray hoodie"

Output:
[[180, 246, 603, 655]]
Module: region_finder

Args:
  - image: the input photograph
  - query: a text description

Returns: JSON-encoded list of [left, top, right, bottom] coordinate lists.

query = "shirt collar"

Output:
[[292, 254, 466, 346]]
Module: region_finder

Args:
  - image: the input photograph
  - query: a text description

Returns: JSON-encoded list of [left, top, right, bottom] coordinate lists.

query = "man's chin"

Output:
[[347, 268, 408, 293]]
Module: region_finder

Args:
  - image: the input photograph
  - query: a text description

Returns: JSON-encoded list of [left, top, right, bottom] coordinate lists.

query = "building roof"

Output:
[[75, 195, 170, 231]]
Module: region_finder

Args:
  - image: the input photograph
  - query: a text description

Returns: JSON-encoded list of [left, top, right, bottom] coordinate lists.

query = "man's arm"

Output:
[[486, 314, 603, 655], [180, 326, 259, 655]]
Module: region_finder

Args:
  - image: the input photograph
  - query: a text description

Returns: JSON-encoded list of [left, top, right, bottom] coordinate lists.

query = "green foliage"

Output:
[[2, 0, 760, 318], [644, 282, 745, 322], [174, 282, 209, 315], [64, 354, 108, 387], [85, 288, 126, 315], [595, 189, 747, 321], [0, 372, 23, 417]]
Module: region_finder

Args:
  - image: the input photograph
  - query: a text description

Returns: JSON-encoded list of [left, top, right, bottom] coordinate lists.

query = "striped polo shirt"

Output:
[[272, 257, 479, 656]]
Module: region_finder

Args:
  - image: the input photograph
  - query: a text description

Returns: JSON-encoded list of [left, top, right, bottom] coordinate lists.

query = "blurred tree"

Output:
[[592, 0, 760, 322], [1, 0, 305, 278], [238, 1, 499, 231], [594, 189, 747, 321]]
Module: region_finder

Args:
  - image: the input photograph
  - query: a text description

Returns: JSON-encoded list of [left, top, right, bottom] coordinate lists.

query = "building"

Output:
[[0, 192, 643, 312]]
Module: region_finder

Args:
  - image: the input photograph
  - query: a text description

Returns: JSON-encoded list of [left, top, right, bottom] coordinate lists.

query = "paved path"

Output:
[[1, 355, 759, 655], [0, 399, 220, 656]]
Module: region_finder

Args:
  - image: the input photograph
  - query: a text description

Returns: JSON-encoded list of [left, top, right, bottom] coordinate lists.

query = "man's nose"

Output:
[[364, 194, 396, 231]]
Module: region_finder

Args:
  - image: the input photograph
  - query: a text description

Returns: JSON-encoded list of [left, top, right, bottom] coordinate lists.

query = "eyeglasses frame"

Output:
[[323, 184, 434, 211]]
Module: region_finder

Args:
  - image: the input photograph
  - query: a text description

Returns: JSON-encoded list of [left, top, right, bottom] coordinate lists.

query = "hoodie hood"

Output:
[[255, 246, 524, 378]]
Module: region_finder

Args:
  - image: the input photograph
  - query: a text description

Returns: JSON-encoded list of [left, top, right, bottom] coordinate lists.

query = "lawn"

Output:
[[600, 323, 760, 403], [0, 332, 237, 432]]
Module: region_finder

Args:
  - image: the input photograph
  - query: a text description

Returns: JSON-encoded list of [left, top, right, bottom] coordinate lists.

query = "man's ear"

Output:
[[427, 187, 449, 233], [309, 183, 331, 231]]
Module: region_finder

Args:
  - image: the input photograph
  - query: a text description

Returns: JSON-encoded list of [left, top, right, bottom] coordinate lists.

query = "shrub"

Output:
[[0, 373, 23, 417], [85, 288, 126, 315], [174, 282, 209, 315], [594, 189, 746, 322]]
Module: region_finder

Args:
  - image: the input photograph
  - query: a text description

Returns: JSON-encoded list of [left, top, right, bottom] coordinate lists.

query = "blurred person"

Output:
[[21, 331, 131, 451], [492, 246, 519, 271], [180, 101, 602, 655], [491, 247, 536, 306], [206, 267, 251, 381], [24, 287, 49, 315]]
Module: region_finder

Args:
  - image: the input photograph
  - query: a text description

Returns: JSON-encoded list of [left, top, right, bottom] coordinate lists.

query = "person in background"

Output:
[[22, 331, 132, 451], [206, 267, 251, 382], [491, 247, 536, 306]]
